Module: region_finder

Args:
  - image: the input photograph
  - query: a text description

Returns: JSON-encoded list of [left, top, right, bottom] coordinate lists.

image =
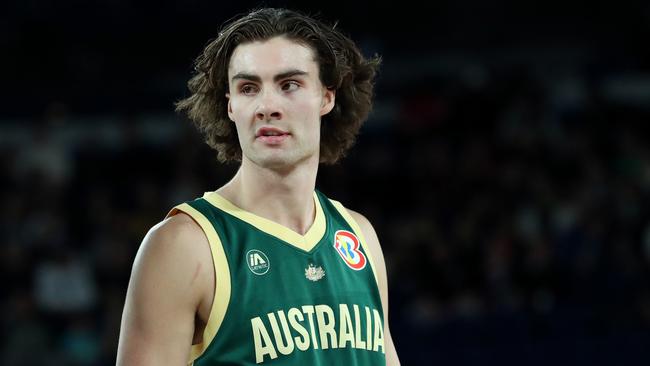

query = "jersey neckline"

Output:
[[201, 191, 327, 252]]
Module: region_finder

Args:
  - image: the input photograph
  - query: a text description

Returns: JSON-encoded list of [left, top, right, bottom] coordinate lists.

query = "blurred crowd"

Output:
[[2, 52, 650, 366]]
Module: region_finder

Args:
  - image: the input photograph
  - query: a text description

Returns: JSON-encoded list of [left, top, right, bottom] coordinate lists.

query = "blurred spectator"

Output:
[[33, 249, 97, 315]]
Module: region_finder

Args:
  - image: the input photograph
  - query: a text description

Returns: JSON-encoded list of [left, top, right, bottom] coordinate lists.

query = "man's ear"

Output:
[[320, 88, 336, 116], [226, 93, 234, 121]]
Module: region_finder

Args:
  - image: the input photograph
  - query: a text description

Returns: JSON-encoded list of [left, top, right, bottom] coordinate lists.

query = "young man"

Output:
[[117, 8, 400, 365]]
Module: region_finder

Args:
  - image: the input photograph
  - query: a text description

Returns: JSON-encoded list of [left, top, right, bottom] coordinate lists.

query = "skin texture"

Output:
[[117, 36, 400, 365]]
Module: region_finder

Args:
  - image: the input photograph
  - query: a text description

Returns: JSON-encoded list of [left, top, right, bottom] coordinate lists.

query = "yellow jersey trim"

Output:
[[201, 191, 326, 252], [328, 200, 380, 289], [166, 203, 232, 365]]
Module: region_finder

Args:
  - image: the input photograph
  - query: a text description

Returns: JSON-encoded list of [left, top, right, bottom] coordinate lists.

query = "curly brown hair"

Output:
[[175, 8, 381, 164]]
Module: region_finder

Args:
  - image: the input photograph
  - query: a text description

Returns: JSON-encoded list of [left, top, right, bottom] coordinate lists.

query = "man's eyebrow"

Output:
[[273, 69, 308, 81], [231, 69, 309, 83], [231, 73, 261, 83]]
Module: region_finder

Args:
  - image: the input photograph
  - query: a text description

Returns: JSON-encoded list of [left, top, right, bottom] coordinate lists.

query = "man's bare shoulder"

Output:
[[117, 212, 211, 365], [340, 206, 384, 258], [341, 207, 377, 240], [132, 212, 212, 294], [345, 208, 372, 229], [146, 212, 207, 247], [136, 211, 210, 261]]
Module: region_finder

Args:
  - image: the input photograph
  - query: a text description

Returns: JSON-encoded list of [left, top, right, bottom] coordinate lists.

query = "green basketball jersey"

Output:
[[168, 190, 386, 365]]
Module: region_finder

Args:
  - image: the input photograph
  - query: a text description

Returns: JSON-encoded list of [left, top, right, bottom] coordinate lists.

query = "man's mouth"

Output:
[[256, 126, 290, 137], [255, 126, 291, 144]]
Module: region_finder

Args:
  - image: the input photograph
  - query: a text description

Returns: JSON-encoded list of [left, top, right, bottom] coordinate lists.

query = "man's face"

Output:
[[226, 36, 335, 170]]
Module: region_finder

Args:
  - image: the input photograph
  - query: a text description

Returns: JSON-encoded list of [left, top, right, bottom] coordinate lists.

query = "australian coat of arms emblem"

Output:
[[304, 264, 325, 282]]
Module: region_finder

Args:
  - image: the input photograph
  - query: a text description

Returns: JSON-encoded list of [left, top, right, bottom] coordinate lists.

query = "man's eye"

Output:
[[241, 84, 258, 95], [281, 81, 300, 92]]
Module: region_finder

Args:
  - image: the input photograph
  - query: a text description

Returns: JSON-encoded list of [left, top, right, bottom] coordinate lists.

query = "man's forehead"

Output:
[[228, 37, 318, 78]]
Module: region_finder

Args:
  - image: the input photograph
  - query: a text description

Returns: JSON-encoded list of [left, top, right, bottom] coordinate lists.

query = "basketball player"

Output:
[[117, 8, 400, 365]]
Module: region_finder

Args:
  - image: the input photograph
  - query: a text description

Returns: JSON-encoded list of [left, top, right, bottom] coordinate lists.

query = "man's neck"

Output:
[[217, 156, 319, 235]]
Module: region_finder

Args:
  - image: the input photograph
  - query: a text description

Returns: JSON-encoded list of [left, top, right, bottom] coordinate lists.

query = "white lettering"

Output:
[[288, 308, 310, 351], [353, 305, 366, 349], [365, 306, 373, 351], [301, 305, 319, 350], [338, 304, 355, 348], [268, 311, 294, 355], [372, 309, 384, 353], [251, 316, 278, 364], [315, 304, 338, 349], [251, 304, 385, 362]]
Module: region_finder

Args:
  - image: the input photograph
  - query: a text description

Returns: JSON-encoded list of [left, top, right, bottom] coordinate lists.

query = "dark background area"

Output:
[[2, 0, 650, 365]]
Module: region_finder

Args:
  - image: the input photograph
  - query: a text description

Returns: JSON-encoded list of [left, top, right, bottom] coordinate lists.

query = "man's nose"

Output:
[[255, 90, 282, 121]]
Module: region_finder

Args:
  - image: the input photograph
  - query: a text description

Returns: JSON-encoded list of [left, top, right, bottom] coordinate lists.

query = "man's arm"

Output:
[[349, 210, 401, 366], [117, 213, 213, 365]]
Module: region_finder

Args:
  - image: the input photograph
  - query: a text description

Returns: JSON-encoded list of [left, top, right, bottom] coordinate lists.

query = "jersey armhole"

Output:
[[167, 203, 232, 365], [327, 199, 380, 290]]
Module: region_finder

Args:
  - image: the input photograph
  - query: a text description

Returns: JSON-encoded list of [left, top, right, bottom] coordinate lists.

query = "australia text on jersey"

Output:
[[251, 303, 384, 363]]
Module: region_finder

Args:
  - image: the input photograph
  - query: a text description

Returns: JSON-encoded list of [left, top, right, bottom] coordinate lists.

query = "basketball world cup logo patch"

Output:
[[333, 230, 367, 270]]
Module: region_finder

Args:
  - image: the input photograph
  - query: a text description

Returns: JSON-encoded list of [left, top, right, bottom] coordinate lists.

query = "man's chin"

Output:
[[250, 152, 314, 172], [251, 154, 295, 170]]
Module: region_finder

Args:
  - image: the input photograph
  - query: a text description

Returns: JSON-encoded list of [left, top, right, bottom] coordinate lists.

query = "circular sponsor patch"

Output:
[[246, 249, 270, 275]]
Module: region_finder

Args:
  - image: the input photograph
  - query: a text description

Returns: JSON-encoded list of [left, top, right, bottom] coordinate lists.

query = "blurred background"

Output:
[[2, 0, 650, 365]]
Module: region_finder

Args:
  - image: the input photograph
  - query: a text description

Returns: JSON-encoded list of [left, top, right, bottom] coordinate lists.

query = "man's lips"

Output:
[[255, 126, 291, 145], [255, 126, 290, 138]]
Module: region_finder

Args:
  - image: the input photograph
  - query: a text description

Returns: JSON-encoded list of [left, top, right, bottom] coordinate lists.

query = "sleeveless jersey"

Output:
[[168, 190, 386, 365]]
